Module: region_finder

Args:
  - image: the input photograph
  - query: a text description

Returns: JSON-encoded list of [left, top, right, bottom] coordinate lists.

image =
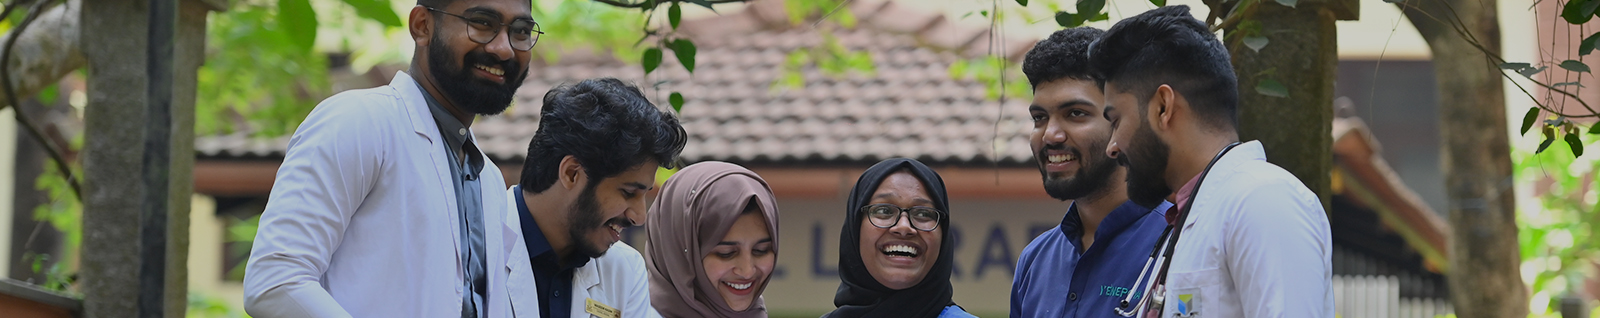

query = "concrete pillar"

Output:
[[78, 0, 219, 316], [1225, 0, 1358, 213]]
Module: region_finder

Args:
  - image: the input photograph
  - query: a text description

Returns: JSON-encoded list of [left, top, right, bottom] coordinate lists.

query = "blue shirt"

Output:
[[417, 83, 488, 318], [513, 185, 591, 318], [1010, 200, 1172, 318], [941, 305, 980, 318]]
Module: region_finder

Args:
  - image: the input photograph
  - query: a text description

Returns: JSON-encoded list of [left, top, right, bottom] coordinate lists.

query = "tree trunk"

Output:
[[1225, 2, 1338, 214], [1399, 0, 1528, 317], [0, 0, 85, 110]]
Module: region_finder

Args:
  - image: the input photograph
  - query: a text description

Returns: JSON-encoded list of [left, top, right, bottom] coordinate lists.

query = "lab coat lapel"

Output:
[[391, 71, 465, 273], [571, 262, 601, 317], [503, 187, 541, 318]]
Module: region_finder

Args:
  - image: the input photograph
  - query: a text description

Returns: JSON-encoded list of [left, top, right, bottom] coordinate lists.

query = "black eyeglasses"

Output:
[[425, 6, 543, 51], [860, 204, 943, 232]]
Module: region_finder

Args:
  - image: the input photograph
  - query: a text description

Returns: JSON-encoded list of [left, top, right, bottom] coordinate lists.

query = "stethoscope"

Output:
[[1114, 142, 1241, 317]]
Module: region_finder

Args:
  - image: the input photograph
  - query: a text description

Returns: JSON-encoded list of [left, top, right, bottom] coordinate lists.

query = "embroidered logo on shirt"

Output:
[[586, 298, 620, 318]]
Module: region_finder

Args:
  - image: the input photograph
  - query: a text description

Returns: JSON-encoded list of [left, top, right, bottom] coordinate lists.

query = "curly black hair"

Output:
[[519, 78, 688, 193], [1022, 26, 1104, 89], [1088, 5, 1238, 131]]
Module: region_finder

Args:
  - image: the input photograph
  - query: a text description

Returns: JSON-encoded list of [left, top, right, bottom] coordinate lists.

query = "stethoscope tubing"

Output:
[[1113, 142, 1242, 317]]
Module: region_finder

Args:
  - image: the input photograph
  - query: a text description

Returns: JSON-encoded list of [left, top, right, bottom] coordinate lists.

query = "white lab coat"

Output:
[[1160, 141, 1334, 318], [502, 188, 658, 318], [243, 72, 530, 318]]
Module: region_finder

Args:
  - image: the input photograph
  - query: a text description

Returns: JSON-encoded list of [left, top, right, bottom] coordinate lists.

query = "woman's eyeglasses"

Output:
[[860, 204, 943, 231]]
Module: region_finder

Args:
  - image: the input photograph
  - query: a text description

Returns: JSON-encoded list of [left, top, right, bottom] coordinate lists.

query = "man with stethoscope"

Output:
[[1088, 6, 1334, 318]]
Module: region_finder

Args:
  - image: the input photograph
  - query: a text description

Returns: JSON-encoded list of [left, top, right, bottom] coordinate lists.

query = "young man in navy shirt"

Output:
[[1010, 27, 1173, 318]]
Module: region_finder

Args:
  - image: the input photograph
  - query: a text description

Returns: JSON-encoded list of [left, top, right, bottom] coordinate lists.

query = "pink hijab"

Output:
[[647, 161, 780, 318]]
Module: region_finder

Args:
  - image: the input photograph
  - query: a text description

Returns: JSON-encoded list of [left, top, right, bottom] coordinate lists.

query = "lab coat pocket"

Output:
[[1166, 268, 1224, 318]]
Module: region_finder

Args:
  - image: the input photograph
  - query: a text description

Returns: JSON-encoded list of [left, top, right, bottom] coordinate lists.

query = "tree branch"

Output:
[[591, 0, 750, 9], [1, 0, 81, 201], [1211, 0, 1259, 33], [0, 0, 84, 110], [1401, 0, 1599, 118]]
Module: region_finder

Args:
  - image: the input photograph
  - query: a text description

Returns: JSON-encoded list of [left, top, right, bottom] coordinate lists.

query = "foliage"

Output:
[[948, 56, 1031, 101], [188, 291, 251, 318], [1515, 131, 1600, 316]]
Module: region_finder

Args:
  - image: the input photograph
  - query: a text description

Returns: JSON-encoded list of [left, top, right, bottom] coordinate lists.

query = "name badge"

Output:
[[586, 298, 621, 318]]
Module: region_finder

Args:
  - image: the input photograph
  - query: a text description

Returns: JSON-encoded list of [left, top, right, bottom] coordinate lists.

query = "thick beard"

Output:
[[426, 34, 525, 115], [1122, 122, 1173, 208], [1038, 138, 1118, 201], [567, 183, 610, 260]]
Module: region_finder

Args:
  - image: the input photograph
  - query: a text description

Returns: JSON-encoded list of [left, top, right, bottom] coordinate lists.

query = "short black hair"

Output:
[[520, 78, 688, 193], [1023, 27, 1104, 89], [1088, 5, 1238, 131]]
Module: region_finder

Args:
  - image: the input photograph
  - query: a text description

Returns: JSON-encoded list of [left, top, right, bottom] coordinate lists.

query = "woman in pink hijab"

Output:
[[646, 161, 781, 318]]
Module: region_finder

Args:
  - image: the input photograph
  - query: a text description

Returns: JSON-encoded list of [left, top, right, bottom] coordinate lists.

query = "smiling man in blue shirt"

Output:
[[1011, 27, 1173, 318]]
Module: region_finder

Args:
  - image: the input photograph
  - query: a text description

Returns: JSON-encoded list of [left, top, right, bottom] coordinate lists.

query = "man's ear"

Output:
[[558, 155, 585, 191], [409, 6, 431, 47], [1150, 84, 1177, 132]]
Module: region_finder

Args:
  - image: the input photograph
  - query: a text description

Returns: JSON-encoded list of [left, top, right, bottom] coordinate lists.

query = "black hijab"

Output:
[[823, 158, 956, 318]]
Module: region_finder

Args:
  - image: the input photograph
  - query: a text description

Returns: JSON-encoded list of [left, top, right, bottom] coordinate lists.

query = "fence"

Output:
[[1334, 275, 1454, 318]]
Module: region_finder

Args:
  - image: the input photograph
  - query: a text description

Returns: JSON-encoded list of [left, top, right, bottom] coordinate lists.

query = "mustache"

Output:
[[603, 217, 635, 229], [464, 50, 518, 79]]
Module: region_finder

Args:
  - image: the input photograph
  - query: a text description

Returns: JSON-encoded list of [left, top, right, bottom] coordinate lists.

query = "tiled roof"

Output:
[[196, 0, 1040, 165]]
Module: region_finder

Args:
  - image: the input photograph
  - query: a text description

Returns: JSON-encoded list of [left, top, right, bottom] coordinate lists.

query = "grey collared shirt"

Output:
[[417, 85, 488, 318]]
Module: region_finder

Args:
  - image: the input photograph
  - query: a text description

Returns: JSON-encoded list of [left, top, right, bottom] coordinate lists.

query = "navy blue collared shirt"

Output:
[[1010, 200, 1172, 318], [513, 185, 592, 318]]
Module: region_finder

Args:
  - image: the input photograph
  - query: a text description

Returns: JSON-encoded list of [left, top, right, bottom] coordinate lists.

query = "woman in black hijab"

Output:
[[823, 158, 976, 318]]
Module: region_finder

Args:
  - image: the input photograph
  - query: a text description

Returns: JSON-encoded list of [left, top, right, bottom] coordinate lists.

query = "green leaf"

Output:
[[1276, 0, 1298, 8], [1565, 133, 1585, 156], [36, 83, 58, 105], [1590, 122, 1600, 134], [1521, 107, 1541, 135], [1054, 11, 1085, 27], [1561, 60, 1592, 73], [340, 0, 402, 27], [669, 92, 685, 112], [1151, 0, 1167, 7], [671, 39, 697, 73], [1553, 81, 1586, 88], [279, 0, 318, 52], [1243, 36, 1269, 52], [1382, 0, 1402, 3], [1501, 62, 1532, 70], [1255, 78, 1288, 98], [1538, 126, 1557, 153], [1090, 12, 1110, 22], [1520, 66, 1548, 78], [1582, 32, 1600, 56], [1016, 0, 1029, 6], [669, 2, 682, 29], [1565, 0, 1600, 24], [642, 48, 663, 74], [1076, 0, 1106, 20]]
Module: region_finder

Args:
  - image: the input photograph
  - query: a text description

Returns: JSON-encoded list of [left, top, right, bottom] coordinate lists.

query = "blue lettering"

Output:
[[811, 222, 839, 278], [975, 223, 1014, 279]]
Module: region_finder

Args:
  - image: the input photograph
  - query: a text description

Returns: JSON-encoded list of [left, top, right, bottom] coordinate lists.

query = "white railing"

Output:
[[1334, 275, 1454, 318]]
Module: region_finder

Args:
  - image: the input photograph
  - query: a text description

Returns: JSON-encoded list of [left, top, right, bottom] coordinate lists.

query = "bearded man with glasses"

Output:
[[243, 0, 543, 317]]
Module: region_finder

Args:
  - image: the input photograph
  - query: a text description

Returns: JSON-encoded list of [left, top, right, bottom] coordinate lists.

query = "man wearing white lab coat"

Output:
[[505, 78, 686, 318], [1088, 6, 1334, 318], [243, 0, 540, 316]]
